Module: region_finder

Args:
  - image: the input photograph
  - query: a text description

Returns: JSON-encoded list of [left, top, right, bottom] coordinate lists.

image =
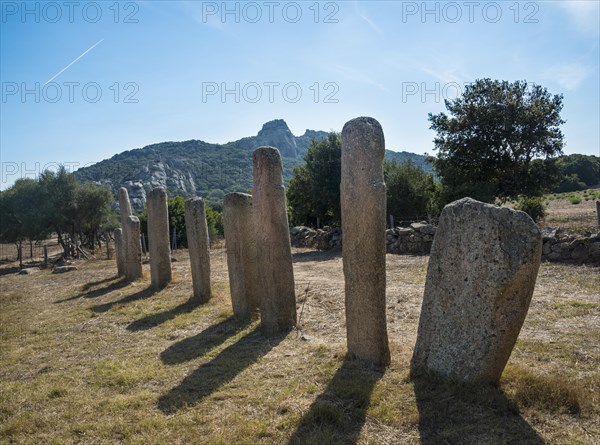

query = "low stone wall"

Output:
[[290, 226, 342, 250], [386, 223, 435, 254], [541, 227, 600, 264], [291, 224, 600, 264], [290, 222, 435, 255]]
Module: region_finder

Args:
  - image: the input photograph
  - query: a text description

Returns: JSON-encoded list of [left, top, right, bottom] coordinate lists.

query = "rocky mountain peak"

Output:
[[254, 119, 298, 157], [258, 119, 291, 134]]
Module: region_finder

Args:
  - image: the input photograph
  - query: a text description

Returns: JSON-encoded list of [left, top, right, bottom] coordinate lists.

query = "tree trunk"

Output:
[[57, 231, 69, 258]]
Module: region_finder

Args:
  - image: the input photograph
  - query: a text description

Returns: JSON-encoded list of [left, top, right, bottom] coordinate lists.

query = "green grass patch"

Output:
[[503, 366, 597, 415]]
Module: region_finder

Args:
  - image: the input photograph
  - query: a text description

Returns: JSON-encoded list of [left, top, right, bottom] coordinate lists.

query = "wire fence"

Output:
[[0, 240, 61, 264], [0, 236, 115, 267]]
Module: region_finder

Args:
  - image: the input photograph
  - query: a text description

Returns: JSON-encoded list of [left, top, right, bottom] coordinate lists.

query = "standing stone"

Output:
[[118, 187, 133, 225], [341, 117, 390, 367], [253, 146, 296, 334], [114, 228, 126, 277], [411, 198, 542, 384], [184, 197, 212, 303], [125, 215, 143, 282], [147, 188, 172, 289], [223, 192, 260, 319], [118, 187, 133, 266], [596, 200, 600, 226]]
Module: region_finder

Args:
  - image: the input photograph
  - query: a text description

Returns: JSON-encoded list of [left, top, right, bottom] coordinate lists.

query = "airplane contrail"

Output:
[[44, 38, 104, 85]]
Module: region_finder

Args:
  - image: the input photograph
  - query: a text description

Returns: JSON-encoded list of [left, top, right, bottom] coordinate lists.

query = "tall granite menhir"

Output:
[[119, 187, 142, 281], [147, 188, 172, 289], [125, 215, 143, 281], [341, 117, 390, 367], [118, 187, 133, 225], [118, 187, 132, 265], [411, 198, 542, 384], [223, 192, 260, 319], [185, 197, 212, 303], [253, 147, 297, 334]]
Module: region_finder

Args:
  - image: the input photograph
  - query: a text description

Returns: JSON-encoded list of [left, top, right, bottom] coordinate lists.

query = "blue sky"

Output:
[[1, 0, 599, 189]]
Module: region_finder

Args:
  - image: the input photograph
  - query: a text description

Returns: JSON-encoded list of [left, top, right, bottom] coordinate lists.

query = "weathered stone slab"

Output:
[[114, 228, 125, 276], [185, 197, 212, 302], [125, 215, 143, 282], [411, 197, 542, 384], [223, 192, 260, 319], [341, 116, 390, 367], [253, 146, 296, 334], [147, 188, 172, 289]]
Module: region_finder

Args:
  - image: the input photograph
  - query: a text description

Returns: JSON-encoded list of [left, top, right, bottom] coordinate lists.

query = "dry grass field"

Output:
[[1, 196, 599, 444], [541, 189, 600, 232]]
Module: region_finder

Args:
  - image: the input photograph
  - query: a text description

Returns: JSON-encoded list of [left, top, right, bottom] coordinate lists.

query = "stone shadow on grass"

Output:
[[0, 266, 22, 277], [286, 358, 384, 445], [82, 275, 121, 290], [127, 298, 204, 331], [89, 285, 156, 313], [160, 316, 252, 364], [157, 326, 283, 413], [291, 248, 342, 263], [413, 374, 546, 445], [56, 277, 129, 303]]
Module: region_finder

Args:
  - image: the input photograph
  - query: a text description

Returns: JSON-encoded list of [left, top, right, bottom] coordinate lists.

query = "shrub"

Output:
[[555, 173, 587, 193], [514, 196, 546, 223], [569, 196, 581, 205]]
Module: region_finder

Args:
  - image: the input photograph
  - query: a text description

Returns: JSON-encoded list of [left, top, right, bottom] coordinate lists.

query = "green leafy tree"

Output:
[[287, 133, 442, 226], [168, 195, 187, 247], [0, 179, 51, 258], [556, 154, 600, 190], [429, 79, 565, 203], [2, 167, 115, 258], [139, 194, 223, 249], [555, 174, 587, 193], [38, 166, 78, 255], [287, 133, 342, 227], [384, 160, 441, 221], [205, 204, 224, 239], [73, 182, 114, 249]]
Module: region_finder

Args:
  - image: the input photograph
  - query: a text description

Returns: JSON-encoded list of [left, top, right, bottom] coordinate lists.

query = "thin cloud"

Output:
[[556, 0, 599, 36], [421, 67, 468, 84], [353, 1, 384, 37], [331, 64, 388, 92], [543, 63, 592, 91]]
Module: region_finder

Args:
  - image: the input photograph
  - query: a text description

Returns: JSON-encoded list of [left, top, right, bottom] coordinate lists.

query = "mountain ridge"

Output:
[[75, 119, 431, 210]]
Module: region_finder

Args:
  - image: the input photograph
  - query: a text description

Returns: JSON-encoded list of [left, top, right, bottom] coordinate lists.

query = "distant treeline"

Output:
[[0, 166, 116, 257]]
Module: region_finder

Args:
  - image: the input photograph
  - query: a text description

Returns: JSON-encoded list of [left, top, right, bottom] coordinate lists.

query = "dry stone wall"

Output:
[[291, 224, 600, 264], [541, 227, 600, 264], [290, 222, 436, 255]]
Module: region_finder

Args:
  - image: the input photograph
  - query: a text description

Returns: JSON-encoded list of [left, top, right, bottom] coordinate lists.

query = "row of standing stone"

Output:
[[114, 116, 543, 385], [115, 187, 212, 301]]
